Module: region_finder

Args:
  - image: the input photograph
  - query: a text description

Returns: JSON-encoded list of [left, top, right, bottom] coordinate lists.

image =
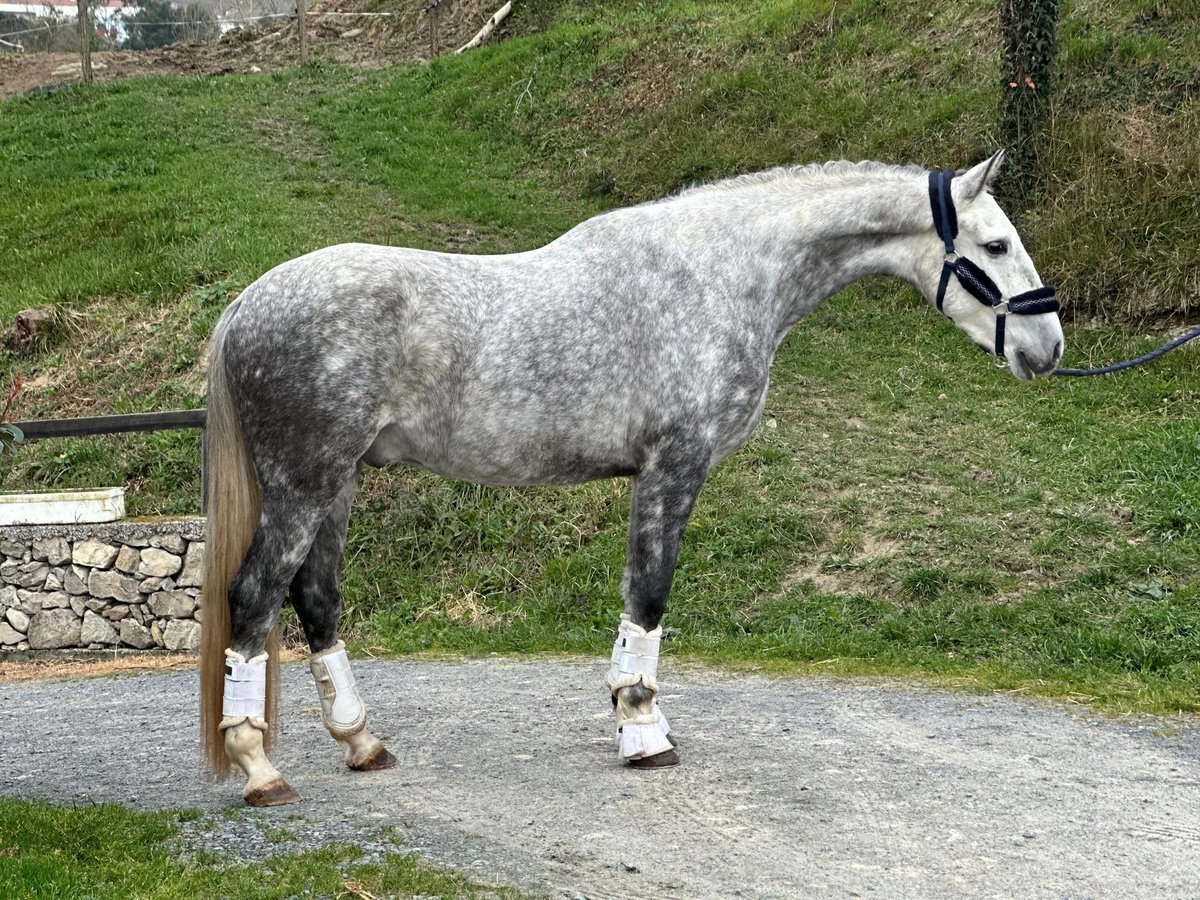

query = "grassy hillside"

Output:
[[2, 0, 1197, 319], [1, 0, 1198, 712]]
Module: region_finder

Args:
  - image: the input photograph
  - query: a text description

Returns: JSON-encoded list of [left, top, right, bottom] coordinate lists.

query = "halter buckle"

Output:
[[943, 251, 959, 264], [994, 299, 1010, 315]]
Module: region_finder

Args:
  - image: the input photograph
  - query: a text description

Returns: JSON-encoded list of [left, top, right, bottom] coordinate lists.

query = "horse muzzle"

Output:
[[1011, 340, 1063, 380]]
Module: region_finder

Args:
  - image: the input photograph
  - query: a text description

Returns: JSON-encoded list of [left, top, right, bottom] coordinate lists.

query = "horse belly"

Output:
[[365, 420, 636, 487]]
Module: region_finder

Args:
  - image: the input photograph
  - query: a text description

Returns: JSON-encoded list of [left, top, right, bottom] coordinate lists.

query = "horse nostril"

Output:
[[1053, 340, 1063, 365]]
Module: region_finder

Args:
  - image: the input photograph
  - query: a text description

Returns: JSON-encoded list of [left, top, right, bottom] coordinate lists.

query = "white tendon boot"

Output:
[[219, 649, 299, 807], [606, 615, 677, 766], [309, 640, 396, 771]]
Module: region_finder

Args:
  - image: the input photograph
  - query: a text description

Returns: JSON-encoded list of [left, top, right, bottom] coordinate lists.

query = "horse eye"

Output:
[[985, 240, 1008, 256]]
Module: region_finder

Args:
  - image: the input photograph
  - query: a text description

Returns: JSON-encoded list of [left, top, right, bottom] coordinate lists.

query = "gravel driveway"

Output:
[[2, 657, 1199, 898]]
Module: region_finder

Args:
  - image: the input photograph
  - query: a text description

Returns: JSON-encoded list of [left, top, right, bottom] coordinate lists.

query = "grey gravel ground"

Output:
[[3, 657, 1199, 899]]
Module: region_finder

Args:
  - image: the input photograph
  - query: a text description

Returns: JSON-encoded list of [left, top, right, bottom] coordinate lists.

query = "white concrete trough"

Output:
[[0, 488, 125, 527]]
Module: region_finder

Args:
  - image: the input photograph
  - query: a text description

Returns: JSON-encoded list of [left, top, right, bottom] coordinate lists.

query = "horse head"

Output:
[[924, 150, 1064, 380]]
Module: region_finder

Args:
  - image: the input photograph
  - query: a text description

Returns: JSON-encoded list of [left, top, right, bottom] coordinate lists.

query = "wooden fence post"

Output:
[[423, 0, 446, 57], [77, 0, 92, 85], [297, 0, 307, 65]]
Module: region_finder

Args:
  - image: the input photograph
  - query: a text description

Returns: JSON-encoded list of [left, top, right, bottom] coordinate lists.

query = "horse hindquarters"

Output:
[[200, 316, 392, 805], [606, 432, 712, 767], [200, 331, 324, 805]]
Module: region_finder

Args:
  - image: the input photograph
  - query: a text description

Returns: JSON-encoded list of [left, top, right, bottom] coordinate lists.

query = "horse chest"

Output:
[[709, 376, 772, 464]]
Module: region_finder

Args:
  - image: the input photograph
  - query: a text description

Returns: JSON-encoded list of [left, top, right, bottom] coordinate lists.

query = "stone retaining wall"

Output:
[[0, 518, 205, 653]]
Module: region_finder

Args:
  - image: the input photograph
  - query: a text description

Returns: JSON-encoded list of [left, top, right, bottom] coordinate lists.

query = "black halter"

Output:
[[928, 170, 1060, 360]]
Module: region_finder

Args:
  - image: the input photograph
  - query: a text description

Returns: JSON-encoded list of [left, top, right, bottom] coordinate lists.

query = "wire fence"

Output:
[[0, 0, 460, 54], [0, 7, 401, 50], [0, 0, 505, 76]]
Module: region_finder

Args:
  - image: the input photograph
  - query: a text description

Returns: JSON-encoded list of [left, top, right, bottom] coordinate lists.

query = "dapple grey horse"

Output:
[[200, 152, 1064, 805]]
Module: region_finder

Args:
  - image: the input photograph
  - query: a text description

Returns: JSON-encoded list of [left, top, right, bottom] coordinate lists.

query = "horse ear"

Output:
[[955, 150, 1005, 202]]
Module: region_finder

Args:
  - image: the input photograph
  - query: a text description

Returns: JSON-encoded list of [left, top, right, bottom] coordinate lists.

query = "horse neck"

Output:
[[700, 174, 932, 333]]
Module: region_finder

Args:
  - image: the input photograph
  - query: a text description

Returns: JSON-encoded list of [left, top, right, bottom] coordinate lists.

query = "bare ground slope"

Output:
[[0, 0, 499, 100]]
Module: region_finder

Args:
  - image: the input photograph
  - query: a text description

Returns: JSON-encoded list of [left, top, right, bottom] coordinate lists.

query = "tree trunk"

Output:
[[998, 0, 1061, 208]]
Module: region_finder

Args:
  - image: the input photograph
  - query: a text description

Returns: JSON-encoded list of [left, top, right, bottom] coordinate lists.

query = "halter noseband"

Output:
[[928, 170, 1060, 360]]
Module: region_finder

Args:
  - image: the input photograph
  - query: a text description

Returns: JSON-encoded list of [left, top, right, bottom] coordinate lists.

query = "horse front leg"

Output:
[[606, 436, 710, 768], [290, 476, 396, 773]]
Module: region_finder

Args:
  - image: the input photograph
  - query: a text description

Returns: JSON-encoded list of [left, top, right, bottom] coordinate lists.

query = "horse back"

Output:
[[220, 233, 773, 485]]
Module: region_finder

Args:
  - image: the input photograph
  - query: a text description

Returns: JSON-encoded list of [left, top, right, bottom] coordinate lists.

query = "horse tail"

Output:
[[199, 301, 280, 779]]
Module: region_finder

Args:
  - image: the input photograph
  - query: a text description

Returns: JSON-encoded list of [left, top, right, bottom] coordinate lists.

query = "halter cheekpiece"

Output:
[[928, 169, 1060, 360]]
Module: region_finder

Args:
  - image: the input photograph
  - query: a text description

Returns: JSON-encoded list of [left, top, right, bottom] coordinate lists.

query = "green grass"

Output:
[[1, 0, 1199, 713], [0, 798, 527, 899]]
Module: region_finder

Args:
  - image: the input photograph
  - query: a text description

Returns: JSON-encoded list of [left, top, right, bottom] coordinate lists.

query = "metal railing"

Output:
[[12, 409, 209, 513]]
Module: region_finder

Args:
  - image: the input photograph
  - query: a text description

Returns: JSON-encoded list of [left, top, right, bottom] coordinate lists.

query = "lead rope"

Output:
[[929, 170, 1196, 377], [1053, 325, 1200, 377]]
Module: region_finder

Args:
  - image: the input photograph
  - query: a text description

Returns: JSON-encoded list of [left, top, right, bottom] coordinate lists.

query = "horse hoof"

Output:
[[666, 733, 679, 749], [628, 748, 680, 769], [244, 778, 301, 807], [350, 744, 398, 772]]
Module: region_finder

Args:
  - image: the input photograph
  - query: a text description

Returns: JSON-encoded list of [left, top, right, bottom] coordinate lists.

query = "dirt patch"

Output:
[[11, 299, 200, 421], [0, 652, 195, 684], [0, 645, 306, 683], [778, 529, 904, 598], [0, 0, 508, 101], [578, 41, 735, 134], [0, 305, 87, 356]]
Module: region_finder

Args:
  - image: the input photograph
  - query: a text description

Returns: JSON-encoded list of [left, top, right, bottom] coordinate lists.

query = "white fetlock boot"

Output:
[[219, 649, 299, 806], [309, 640, 396, 771], [606, 615, 678, 767]]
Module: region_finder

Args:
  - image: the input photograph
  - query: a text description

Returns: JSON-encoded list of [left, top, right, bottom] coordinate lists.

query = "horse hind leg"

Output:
[[222, 650, 295, 807], [290, 473, 397, 772], [607, 434, 711, 769], [222, 494, 332, 807]]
